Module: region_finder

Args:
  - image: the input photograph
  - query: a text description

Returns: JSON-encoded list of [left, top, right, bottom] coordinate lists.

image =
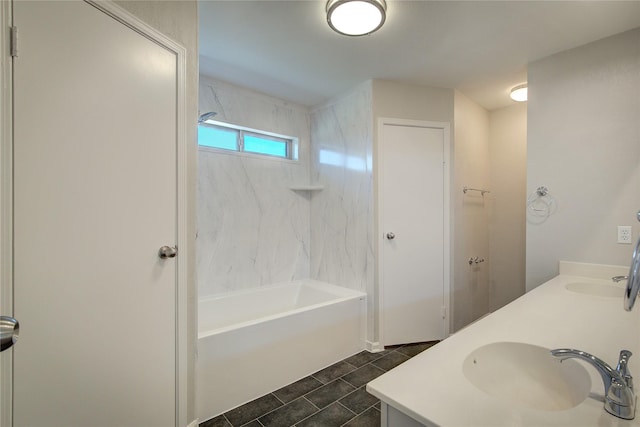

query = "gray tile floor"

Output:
[[200, 341, 438, 427]]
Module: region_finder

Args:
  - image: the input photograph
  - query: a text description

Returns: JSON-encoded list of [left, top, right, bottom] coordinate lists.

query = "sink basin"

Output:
[[463, 342, 591, 411], [565, 282, 623, 297]]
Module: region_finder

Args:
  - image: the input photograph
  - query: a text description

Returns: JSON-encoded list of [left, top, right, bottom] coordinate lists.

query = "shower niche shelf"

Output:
[[289, 185, 324, 191]]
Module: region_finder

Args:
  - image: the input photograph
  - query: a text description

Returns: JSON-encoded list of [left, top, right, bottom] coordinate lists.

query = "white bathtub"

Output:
[[196, 280, 366, 422]]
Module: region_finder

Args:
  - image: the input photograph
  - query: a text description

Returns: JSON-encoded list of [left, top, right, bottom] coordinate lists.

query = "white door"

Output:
[[10, 2, 178, 426], [379, 121, 448, 346]]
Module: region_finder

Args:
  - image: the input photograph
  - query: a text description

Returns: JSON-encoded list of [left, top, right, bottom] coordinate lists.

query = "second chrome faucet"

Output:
[[551, 348, 635, 420]]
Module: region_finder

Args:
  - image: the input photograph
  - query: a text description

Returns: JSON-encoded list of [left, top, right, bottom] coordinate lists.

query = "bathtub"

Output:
[[196, 280, 366, 422]]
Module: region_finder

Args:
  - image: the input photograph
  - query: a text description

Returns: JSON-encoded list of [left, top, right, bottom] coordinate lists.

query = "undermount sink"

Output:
[[463, 342, 591, 411], [565, 282, 624, 297]]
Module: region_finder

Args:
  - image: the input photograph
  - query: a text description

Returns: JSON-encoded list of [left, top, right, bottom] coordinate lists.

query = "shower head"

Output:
[[198, 112, 217, 123]]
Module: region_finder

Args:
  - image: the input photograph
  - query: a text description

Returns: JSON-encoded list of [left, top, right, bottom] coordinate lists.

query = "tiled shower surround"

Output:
[[197, 77, 312, 296], [309, 84, 374, 295], [197, 77, 374, 302], [200, 342, 436, 427]]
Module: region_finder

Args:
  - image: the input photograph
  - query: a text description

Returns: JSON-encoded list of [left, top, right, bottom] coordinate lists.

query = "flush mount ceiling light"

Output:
[[510, 84, 528, 102], [326, 0, 387, 36]]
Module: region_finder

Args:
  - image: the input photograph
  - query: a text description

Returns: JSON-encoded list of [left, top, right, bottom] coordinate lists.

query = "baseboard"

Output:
[[366, 340, 385, 353], [186, 419, 199, 427]]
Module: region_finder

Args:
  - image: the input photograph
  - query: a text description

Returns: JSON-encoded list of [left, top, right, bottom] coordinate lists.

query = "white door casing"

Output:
[[2, 1, 188, 426], [377, 118, 450, 346]]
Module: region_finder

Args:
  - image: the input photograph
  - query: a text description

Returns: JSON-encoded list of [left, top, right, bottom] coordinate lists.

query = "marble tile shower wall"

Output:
[[197, 77, 312, 297], [309, 82, 374, 294]]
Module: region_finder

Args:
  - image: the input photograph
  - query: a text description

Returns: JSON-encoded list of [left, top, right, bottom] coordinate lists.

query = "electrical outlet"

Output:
[[618, 226, 632, 244]]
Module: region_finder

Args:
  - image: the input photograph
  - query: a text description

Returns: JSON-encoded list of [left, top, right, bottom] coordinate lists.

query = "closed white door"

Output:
[[11, 2, 178, 426], [379, 122, 448, 346]]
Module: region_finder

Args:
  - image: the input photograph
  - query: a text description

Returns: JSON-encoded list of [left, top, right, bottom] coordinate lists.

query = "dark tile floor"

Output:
[[200, 341, 438, 427]]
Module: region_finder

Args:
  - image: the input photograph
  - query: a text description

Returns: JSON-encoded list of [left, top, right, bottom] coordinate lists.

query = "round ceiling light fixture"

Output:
[[326, 0, 387, 36], [510, 84, 528, 102]]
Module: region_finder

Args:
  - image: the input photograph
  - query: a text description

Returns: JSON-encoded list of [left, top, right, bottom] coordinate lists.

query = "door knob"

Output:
[[0, 316, 19, 352], [386, 232, 395, 240], [158, 245, 177, 259]]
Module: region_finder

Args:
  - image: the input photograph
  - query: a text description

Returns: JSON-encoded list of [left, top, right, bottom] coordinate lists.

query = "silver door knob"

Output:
[[386, 232, 395, 240], [158, 245, 177, 259], [0, 316, 19, 352]]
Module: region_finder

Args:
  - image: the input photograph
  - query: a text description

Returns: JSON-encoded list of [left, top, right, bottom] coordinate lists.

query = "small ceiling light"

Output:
[[326, 0, 387, 36], [510, 84, 528, 102]]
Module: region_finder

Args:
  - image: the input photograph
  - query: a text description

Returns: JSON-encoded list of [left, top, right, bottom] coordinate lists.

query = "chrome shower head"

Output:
[[198, 112, 217, 123]]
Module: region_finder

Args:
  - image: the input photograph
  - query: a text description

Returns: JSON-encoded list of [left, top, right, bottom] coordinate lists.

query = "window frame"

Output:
[[198, 120, 299, 161]]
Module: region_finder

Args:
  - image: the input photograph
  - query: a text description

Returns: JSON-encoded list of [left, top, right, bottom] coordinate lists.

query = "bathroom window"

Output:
[[198, 121, 298, 160]]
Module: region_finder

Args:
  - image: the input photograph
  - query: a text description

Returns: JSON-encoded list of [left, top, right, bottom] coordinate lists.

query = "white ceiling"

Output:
[[199, 1, 640, 111]]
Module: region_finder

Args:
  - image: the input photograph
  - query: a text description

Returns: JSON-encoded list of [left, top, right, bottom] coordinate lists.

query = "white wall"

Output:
[[527, 28, 640, 291], [453, 91, 491, 332], [197, 76, 311, 296], [488, 103, 527, 311], [113, 1, 199, 423], [372, 80, 454, 123]]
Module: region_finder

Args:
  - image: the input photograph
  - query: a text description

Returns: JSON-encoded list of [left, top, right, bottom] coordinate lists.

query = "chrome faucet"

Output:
[[551, 348, 636, 420]]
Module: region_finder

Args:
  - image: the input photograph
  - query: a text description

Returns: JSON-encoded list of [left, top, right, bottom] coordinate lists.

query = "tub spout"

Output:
[[551, 348, 635, 420]]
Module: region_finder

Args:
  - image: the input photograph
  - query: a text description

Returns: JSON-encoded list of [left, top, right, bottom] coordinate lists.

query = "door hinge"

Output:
[[10, 26, 18, 57], [441, 306, 447, 319]]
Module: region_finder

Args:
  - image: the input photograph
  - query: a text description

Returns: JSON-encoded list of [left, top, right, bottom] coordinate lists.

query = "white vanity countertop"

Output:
[[367, 262, 640, 426]]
